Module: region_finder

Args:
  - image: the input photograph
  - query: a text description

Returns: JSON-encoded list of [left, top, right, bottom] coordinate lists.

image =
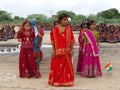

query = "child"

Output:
[[81, 21, 102, 77], [48, 13, 75, 87], [36, 21, 44, 61], [29, 19, 44, 70], [14, 20, 41, 78]]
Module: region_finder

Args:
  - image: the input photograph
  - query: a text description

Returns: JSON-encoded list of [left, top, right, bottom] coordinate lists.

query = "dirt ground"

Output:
[[0, 31, 120, 90]]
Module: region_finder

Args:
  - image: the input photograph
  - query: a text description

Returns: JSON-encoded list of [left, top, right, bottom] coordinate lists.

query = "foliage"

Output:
[[56, 10, 76, 19], [0, 8, 120, 25], [0, 10, 13, 23], [71, 14, 86, 24], [97, 8, 120, 19], [13, 16, 25, 23]]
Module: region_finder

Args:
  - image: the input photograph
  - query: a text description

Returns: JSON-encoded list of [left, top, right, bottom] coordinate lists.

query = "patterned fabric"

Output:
[[18, 20, 41, 78], [29, 20, 41, 70], [81, 30, 102, 77], [48, 26, 75, 86]]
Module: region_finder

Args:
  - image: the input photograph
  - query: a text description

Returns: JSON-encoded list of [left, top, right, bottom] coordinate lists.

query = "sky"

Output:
[[0, 0, 120, 18]]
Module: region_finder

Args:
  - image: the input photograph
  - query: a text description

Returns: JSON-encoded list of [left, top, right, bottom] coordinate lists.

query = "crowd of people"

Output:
[[96, 24, 120, 43], [0, 25, 15, 41], [0, 21, 120, 43]]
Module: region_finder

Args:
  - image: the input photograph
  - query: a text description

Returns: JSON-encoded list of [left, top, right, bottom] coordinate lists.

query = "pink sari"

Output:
[[81, 30, 102, 77]]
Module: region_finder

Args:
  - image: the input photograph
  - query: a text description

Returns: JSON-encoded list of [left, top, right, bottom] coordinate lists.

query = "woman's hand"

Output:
[[52, 50, 56, 57], [37, 33, 42, 38], [82, 49, 85, 55], [71, 49, 74, 56]]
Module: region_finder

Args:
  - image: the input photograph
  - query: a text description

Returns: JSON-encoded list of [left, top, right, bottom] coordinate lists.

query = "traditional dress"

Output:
[[76, 29, 84, 73], [48, 26, 75, 86], [18, 20, 41, 78], [81, 30, 102, 77], [36, 22, 44, 61], [29, 20, 42, 70]]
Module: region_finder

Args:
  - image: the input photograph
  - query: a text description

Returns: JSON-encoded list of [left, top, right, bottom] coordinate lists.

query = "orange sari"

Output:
[[48, 26, 75, 86]]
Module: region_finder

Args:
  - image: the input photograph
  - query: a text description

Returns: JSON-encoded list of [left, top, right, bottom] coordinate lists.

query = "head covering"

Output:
[[29, 19, 37, 27], [21, 20, 32, 31], [29, 19, 39, 52], [22, 20, 30, 28]]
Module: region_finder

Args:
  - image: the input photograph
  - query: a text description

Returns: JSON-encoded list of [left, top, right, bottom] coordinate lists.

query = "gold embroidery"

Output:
[[26, 37, 29, 41], [60, 64, 62, 67], [68, 74, 70, 78]]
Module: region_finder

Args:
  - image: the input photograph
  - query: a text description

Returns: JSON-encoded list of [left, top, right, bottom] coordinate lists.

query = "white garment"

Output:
[[14, 26, 20, 32], [33, 26, 38, 37]]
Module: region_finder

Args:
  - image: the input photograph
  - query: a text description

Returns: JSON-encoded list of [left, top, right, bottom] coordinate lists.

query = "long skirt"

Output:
[[76, 44, 83, 73], [81, 44, 102, 77], [19, 48, 41, 78], [48, 54, 74, 86]]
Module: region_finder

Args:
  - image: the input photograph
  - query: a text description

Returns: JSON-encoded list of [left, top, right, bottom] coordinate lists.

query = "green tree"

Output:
[[88, 14, 98, 20], [56, 10, 76, 19], [0, 10, 13, 23], [71, 14, 86, 24], [13, 16, 25, 23], [27, 14, 47, 24], [97, 8, 119, 19]]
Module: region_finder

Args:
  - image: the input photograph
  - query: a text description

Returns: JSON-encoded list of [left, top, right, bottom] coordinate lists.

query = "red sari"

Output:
[[39, 27, 44, 60], [18, 28, 41, 78], [48, 26, 75, 86]]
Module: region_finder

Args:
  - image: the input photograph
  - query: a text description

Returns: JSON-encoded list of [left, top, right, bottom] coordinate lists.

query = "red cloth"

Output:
[[39, 50, 43, 61], [48, 26, 75, 86], [39, 27, 44, 60], [39, 27, 44, 36], [80, 29, 83, 34], [18, 20, 41, 78]]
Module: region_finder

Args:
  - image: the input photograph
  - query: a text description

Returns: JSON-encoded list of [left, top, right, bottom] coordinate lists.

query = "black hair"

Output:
[[89, 20, 96, 26], [81, 23, 90, 29], [82, 18, 90, 23], [58, 13, 69, 23], [53, 20, 59, 26]]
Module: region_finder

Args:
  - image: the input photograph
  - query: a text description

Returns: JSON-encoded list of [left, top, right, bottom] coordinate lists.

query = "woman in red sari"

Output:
[[14, 20, 41, 78], [48, 13, 75, 87]]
